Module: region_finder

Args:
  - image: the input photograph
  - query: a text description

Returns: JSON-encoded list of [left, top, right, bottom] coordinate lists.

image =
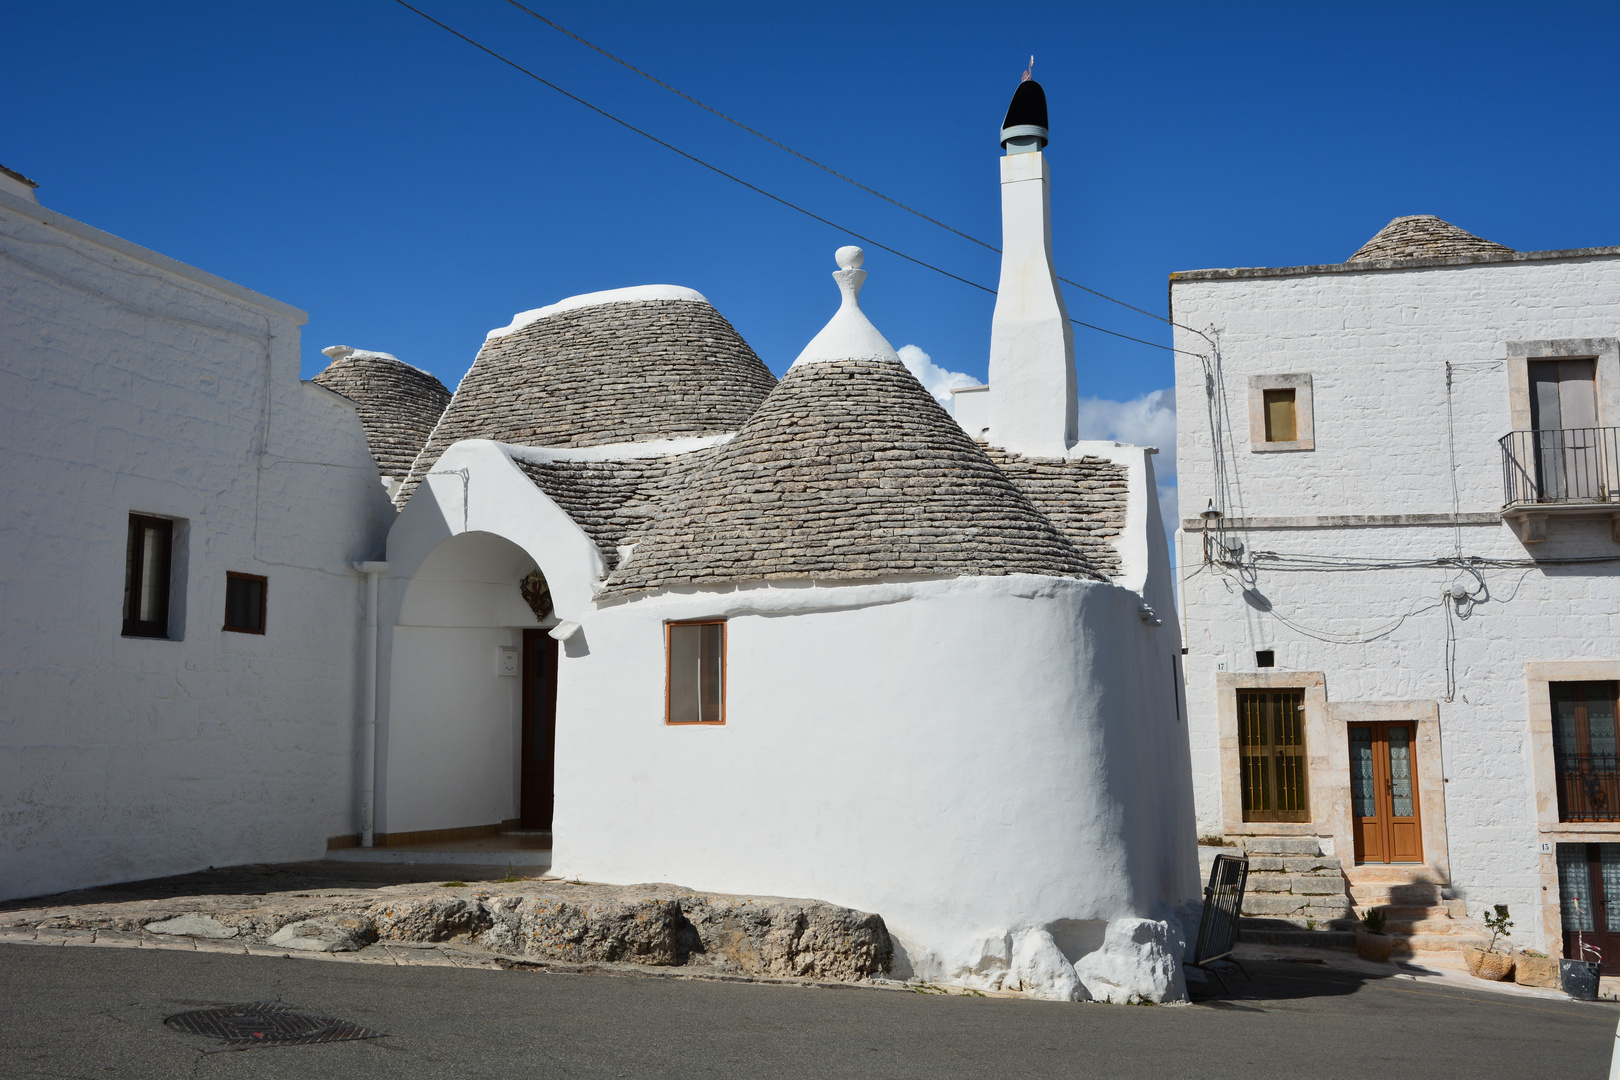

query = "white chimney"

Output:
[[985, 71, 1077, 459]]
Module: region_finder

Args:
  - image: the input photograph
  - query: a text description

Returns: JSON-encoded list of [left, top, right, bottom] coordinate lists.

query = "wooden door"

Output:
[[1349, 722, 1423, 864], [520, 629, 558, 830], [1529, 358, 1601, 499], [1558, 843, 1620, 973]]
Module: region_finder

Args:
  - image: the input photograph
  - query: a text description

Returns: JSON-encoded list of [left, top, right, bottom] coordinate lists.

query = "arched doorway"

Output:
[[387, 530, 554, 838]]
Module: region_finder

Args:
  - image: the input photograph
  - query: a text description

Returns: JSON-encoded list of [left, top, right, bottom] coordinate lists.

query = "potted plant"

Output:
[[1513, 949, 1560, 989], [1463, 904, 1515, 981], [1355, 908, 1395, 962], [1561, 898, 1603, 1001]]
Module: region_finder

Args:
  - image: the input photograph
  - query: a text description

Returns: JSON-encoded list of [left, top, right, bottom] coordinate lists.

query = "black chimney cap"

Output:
[[1000, 79, 1049, 150]]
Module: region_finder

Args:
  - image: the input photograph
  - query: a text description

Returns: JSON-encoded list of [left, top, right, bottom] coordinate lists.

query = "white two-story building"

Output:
[[1173, 215, 1620, 965]]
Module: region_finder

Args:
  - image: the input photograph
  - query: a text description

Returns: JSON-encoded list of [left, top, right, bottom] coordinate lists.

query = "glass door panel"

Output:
[[1348, 722, 1423, 864]]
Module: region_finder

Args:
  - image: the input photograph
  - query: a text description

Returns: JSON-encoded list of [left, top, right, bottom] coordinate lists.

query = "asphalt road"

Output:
[[0, 943, 1614, 1079]]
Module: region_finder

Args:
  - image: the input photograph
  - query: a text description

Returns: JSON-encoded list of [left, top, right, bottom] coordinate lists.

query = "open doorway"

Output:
[[521, 629, 558, 830]]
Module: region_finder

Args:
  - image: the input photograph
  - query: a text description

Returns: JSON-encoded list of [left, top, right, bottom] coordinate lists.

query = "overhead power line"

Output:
[[393, 1, 1203, 357], [504, 0, 1214, 346]]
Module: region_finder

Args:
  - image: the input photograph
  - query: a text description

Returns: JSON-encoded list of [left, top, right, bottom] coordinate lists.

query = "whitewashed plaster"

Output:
[[987, 151, 1078, 458], [1171, 252, 1620, 950], [0, 187, 394, 902], [381, 430, 1197, 998]]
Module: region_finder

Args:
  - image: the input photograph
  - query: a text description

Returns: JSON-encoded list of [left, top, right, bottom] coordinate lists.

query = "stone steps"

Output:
[[1346, 878, 1441, 902]]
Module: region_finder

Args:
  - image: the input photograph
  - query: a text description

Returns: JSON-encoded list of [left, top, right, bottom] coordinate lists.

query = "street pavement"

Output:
[[0, 942, 1614, 1079]]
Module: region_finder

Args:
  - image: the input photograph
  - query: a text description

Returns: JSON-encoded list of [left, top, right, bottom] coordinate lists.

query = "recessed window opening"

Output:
[[224, 573, 267, 634], [122, 514, 173, 638], [1263, 389, 1297, 442], [1238, 688, 1308, 823], [667, 620, 725, 724], [1552, 681, 1619, 822], [1256, 650, 1275, 668]]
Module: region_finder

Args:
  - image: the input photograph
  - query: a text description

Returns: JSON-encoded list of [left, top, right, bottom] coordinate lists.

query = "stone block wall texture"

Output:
[[312, 351, 451, 481], [1170, 250, 1620, 951], [398, 298, 776, 504], [0, 192, 394, 901], [601, 357, 1106, 597]]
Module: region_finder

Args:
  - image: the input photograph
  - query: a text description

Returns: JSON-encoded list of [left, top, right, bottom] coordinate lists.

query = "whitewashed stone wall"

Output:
[[376, 437, 1199, 998], [0, 186, 394, 901], [1171, 252, 1620, 950]]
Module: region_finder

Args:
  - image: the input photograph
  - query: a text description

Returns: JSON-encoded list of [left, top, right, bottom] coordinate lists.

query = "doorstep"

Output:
[[327, 832, 552, 868]]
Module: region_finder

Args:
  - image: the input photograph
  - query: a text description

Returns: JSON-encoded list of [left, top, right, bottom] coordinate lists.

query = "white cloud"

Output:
[[1074, 388, 1180, 549], [1074, 388, 1176, 478], [897, 344, 981, 406]]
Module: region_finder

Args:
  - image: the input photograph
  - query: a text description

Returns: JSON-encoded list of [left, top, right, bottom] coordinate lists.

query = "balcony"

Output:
[[1499, 427, 1620, 543], [1557, 753, 1620, 822]]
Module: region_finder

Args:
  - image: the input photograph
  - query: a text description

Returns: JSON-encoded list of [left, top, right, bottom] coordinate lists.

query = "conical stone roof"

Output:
[[599, 250, 1103, 598], [313, 348, 452, 482], [1348, 215, 1513, 263], [397, 288, 775, 504]]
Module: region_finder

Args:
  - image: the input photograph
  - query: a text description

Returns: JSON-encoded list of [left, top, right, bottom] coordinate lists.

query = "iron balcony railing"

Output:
[[1557, 753, 1620, 822], [1501, 427, 1620, 507]]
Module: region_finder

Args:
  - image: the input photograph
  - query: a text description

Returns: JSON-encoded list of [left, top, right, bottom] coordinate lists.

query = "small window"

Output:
[[1262, 389, 1297, 442], [667, 620, 725, 724], [122, 514, 173, 637], [1247, 374, 1314, 451], [1255, 650, 1275, 668], [224, 573, 267, 634]]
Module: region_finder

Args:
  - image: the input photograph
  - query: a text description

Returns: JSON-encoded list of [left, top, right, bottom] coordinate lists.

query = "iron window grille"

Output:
[[1238, 688, 1309, 823]]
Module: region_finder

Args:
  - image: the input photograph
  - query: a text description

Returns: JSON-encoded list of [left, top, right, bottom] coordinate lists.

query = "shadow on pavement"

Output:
[[1189, 956, 1428, 1006], [0, 860, 538, 912]]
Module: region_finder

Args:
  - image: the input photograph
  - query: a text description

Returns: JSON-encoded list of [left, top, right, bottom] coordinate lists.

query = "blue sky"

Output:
[[6, 1, 1619, 531]]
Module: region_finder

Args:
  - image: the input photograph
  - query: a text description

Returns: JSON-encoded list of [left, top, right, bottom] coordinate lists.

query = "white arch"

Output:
[[386, 439, 605, 620]]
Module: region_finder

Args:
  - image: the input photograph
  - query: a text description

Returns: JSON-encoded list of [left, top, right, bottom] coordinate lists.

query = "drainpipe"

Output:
[[355, 561, 388, 847]]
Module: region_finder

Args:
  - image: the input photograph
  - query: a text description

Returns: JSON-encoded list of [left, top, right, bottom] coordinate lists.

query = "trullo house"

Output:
[[0, 77, 1198, 1000]]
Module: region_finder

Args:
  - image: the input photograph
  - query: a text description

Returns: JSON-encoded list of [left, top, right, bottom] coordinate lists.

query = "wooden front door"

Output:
[[1238, 689, 1309, 823], [1349, 722, 1423, 864], [520, 629, 558, 830], [1559, 843, 1620, 973]]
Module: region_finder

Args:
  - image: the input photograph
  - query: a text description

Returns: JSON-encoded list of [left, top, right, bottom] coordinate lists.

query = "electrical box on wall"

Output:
[[498, 646, 518, 677]]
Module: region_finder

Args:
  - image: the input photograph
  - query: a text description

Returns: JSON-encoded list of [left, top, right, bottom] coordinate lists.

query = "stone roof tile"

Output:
[[312, 350, 452, 481], [599, 357, 1107, 597], [398, 297, 775, 505], [1348, 215, 1513, 263]]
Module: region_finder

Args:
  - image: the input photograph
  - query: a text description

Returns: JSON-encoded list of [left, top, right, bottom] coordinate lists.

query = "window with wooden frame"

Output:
[[1552, 681, 1620, 822], [666, 620, 724, 724], [224, 573, 267, 634], [122, 514, 173, 638], [1237, 688, 1309, 822]]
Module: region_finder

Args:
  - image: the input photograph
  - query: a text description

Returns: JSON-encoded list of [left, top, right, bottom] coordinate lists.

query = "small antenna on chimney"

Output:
[[1022, 56, 1034, 82]]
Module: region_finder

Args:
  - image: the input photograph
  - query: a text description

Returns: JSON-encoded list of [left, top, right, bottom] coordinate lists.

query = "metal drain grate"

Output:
[[164, 1003, 384, 1046]]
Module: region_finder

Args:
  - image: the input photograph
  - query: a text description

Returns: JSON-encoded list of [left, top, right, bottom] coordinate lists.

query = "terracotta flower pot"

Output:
[[1463, 946, 1515, 981], [1356, 931, 1396, 962], [1513, 954, 1561, 989]]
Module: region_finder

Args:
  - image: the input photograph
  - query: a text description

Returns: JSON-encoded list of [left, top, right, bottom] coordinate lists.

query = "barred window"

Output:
[[1237, 688, 1308, 823]]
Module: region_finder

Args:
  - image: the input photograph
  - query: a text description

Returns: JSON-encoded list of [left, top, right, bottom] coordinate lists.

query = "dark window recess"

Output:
[[1553, 681, 1620, 822], [1256, 650, 1276, 668], [667, 621, 725, 724], [122, 515, 173, 638], [224, 573, 267, 634], [1238, 688, 1309, 823]]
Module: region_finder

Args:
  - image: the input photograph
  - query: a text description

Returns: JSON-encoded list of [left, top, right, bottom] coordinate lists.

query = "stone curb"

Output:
[[0, 926, 919, 991]]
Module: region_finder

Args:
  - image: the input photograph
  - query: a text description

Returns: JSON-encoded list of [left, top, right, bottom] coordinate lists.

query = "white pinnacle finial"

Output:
[[788, 246, 898, 367], [1022, 56, 1034, 82]]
